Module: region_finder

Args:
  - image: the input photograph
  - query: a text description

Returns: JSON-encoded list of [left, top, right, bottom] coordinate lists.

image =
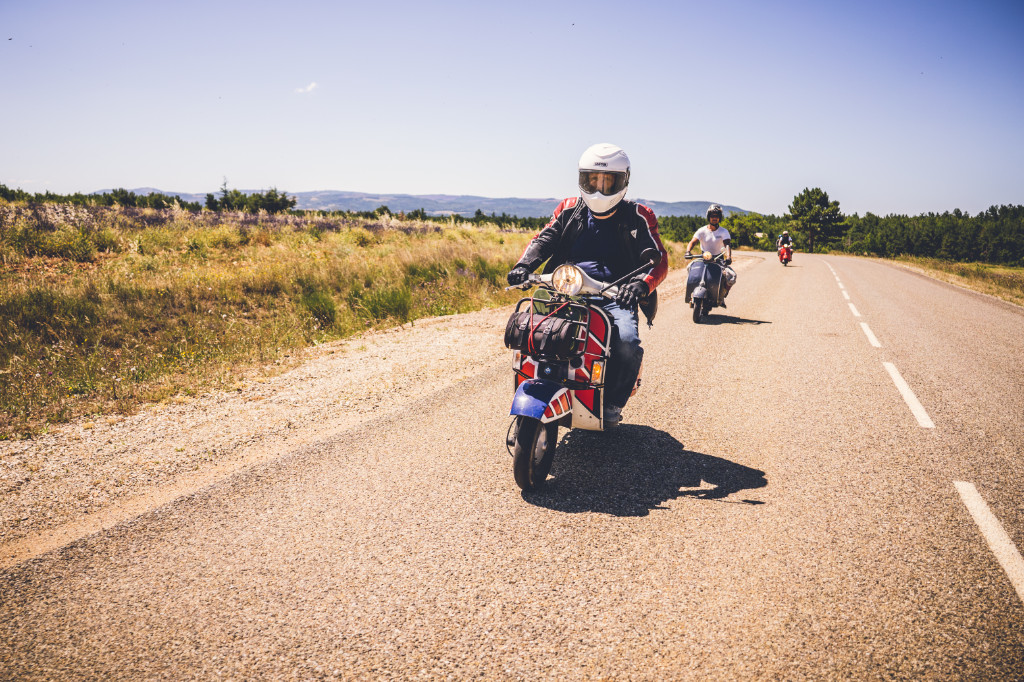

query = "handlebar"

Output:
[[504, 271, 619, 299], [505, 256, 658, 298], [685, 253, 728, 263], [504, 274, 544, 292]]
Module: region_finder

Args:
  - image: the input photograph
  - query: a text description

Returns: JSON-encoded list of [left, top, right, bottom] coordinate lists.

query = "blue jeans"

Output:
[[601, 301, 643, 408]]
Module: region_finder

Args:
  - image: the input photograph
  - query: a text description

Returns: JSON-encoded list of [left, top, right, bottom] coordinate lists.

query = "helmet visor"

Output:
[[579, 170, 627, 197]]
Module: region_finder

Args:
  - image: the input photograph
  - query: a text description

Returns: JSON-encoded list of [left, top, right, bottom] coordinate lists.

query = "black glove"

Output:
[[616, 280, 648, 308], [507, 266, 530, 286], [725, 258, 732, 266]]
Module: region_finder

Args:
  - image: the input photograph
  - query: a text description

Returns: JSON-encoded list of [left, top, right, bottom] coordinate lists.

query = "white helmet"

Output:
[[706, 204, 724, 221], [578, 143, 630, 215]]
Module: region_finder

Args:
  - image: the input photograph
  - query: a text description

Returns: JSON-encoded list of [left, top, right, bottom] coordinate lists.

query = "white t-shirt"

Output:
[[693, 225, 731, 256]]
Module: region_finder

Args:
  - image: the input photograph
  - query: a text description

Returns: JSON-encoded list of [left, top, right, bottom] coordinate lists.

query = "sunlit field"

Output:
[[1, 203, 539, 438]]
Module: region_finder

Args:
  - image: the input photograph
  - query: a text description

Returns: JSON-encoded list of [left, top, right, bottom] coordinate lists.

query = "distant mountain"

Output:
[[634, 199, 749, 219], [102, 188, 749, 218], [292, 191, 750, 218]]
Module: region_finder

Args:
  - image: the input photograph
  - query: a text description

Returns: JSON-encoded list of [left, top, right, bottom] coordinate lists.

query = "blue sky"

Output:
[[2, 0, 1022, 216]]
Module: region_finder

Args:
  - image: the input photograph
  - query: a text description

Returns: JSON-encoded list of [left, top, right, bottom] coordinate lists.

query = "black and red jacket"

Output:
[[514, 197, 669, 294]]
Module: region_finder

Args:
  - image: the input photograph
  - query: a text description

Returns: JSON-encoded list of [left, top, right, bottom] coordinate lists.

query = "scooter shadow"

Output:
[[522, 425, 767, 516], [700, 314, 771, 326]]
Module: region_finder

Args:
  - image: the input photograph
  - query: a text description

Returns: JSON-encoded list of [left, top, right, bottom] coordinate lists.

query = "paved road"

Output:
[[2, 253, 1023, 679]]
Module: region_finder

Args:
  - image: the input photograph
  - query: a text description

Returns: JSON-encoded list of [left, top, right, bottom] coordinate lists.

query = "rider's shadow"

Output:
[[523, 425, 767, 516]]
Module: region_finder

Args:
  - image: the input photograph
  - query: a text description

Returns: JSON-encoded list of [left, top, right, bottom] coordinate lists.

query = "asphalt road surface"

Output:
[[2, 252, 1023, 680]]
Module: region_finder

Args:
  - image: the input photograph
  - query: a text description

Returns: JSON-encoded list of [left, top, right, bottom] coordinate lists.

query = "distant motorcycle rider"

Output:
[[777, 231, 793, 249], [685, 204, 736, 307], [506, 143, 669, 426]]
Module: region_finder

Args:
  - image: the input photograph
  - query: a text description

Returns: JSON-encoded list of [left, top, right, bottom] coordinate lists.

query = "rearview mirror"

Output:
[[640, 248, 662, 266]]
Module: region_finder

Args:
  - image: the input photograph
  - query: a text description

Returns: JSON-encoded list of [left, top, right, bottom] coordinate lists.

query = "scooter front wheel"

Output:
[[692, 298, 704, 323], [512, 416, 557, 491]]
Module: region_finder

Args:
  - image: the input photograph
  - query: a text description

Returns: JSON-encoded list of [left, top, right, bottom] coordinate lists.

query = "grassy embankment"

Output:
[[0, 204, 539, 439], [1, 202, 688, 439], [890, 255, 1024, 308]]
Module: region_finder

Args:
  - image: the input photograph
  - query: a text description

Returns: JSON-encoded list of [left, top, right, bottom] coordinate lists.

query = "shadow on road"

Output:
[[523, 425, 767, 516], [700, 314, 771, 326]]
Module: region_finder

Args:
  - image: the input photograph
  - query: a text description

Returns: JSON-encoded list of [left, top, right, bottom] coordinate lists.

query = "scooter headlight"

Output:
[[702, 252, 712, 262], [551, 264, 583, 296]]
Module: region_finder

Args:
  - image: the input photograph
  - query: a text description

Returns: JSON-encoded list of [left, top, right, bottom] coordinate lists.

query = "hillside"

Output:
[[95, 188, 750, 218]]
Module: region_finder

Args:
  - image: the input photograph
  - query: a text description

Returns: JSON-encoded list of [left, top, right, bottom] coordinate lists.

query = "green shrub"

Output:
[[354, 285, 412, 322], [184, 236, 208, 259], [350, 227, 376, 247], [301, 289, 336, 329], [471, 255, 508, 287], [204, 225, 242, 249], [91, 228, 121, 253], [5, 219, 44, 256], [42, 228, 96, 262], [0, 287, 100, 349], [107, 278, 147, 304], [243, 269, 287, 295], [405, 260, 450, 285], [138, 228, 178, 255]]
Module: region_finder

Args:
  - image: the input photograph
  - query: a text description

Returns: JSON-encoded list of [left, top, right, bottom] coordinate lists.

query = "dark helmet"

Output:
[[706, 204, 724, 221]]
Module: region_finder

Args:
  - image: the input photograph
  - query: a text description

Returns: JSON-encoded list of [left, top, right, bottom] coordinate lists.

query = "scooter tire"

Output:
[[693, 299, 703, 323], [512, 416, 557, 491]]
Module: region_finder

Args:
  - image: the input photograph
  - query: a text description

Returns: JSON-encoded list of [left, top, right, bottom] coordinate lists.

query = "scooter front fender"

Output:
[[511, 379, 570, 424], [692, 285, 707, 300]]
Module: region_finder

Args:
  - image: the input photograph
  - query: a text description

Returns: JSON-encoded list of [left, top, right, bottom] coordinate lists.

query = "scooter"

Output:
[[778, 244, 793, 265], [503, 252, 660, 491], [685, 252, 727, 323]]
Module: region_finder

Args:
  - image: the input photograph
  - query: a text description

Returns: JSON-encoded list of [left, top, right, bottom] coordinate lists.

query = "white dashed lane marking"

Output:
[[955, 481, 1024, 604], [883, 362, 935, 428], [829, 263, 933, 426], [860, 323, 881, 348]]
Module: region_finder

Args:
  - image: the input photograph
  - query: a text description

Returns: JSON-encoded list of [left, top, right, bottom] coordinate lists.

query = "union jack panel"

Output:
[[539, 388, 572, 424], [571, 304, 612, 431]]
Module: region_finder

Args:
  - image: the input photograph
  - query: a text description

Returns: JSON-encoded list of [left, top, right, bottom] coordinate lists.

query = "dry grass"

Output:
[[890, 255, 1024, 308], [0, 204, 534, 438]]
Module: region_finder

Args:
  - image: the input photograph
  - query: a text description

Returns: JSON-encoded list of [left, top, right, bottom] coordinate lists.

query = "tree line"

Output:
[[0, 183, 548, 226], [0, 183, 298, 214], [840, 205, 1024, 264], [343, 205, 549, 230], [0, 185, 204, 211], [663, 188, 1023, 267], [204, 182, 296, 213]]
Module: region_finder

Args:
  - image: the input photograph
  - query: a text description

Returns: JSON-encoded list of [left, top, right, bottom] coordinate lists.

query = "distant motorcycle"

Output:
[[503, 251, 660, 491], [685, 252, 727, 323], [778, 244, 793, 266]]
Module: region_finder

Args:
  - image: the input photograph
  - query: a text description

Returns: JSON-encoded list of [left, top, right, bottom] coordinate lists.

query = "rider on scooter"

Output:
[[685, 204, 736, 307], [776, 231, 793, 249], [506, 143, 669, 427]]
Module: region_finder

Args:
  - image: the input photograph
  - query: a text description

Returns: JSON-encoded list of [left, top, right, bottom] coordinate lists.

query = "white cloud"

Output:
[[295, 82, 318, 94]]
